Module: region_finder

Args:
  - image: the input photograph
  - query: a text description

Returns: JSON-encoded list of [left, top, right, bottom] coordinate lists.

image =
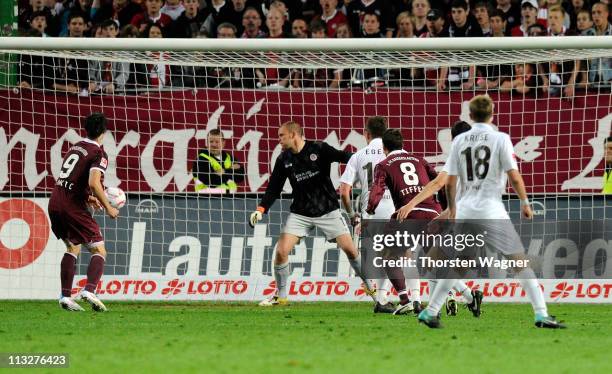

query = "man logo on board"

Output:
[[135, 199, 159, 214]]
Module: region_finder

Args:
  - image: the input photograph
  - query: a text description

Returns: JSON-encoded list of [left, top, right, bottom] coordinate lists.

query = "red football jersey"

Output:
[[367, 150, 441, 215], [50, 138, 108, 209]]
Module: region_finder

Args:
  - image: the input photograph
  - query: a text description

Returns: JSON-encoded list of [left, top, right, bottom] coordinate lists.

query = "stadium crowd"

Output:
[[16, 0, 612, 94]]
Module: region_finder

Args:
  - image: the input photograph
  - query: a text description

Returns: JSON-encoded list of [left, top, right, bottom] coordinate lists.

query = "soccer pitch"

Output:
[[1, 301, 609, 373]]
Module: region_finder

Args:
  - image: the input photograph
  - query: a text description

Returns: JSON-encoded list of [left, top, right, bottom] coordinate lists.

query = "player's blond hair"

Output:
[[469, 95, 494, 123], [281, 121, 304, 137]]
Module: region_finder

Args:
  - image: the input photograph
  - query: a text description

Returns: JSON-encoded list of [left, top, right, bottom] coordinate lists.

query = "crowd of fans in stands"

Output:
[[16, 0, 612, 95]]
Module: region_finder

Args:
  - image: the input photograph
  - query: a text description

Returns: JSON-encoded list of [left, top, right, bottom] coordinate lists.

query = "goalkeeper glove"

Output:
[[249, 207, 265, 228]]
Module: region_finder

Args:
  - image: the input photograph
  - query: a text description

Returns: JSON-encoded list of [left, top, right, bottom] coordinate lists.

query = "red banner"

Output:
[[0, 89, 609, 193]]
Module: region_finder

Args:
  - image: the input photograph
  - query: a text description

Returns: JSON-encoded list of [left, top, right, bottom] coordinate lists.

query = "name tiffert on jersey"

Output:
[[400, 185, 424, 196]]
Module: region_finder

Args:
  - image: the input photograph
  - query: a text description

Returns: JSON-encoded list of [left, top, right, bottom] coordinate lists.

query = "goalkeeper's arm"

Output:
[[249, 160, 287, 227]]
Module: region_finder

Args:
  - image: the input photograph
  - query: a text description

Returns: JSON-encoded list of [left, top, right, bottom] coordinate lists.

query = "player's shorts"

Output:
[[446, 219, 525, 257], [48, 205, 104, 248], [282, 209, 350, 242]]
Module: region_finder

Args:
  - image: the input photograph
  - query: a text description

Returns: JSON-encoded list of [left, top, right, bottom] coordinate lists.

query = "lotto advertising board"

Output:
[[1, 196, 610, 303]]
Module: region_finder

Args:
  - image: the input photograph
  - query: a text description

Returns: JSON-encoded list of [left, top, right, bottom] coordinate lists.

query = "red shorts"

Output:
[[48, 204, 103, 246]]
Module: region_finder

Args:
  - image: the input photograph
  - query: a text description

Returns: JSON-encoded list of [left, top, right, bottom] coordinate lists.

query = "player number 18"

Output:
[[461, 145, 491, 181]]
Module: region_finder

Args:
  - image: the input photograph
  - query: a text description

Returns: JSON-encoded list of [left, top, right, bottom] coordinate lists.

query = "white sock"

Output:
[[428, 279, 438, 297], [517, 268, 548, 317], [375, 278, 390, 304], [404, 265, 421, 302], [453, 280, 473, 304], [406, 278, 421, 303], [426, 278, 456, 315], [349, 254, 373, 291], [274, 262, 290, 298]]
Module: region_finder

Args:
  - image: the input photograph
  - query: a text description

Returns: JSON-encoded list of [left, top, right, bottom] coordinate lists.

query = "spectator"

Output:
[[569, 0, 591, 31], [499, 63, 538, 94], [60, 0, 97, 36], [254, 8, 291, 87], [395, 11, 415, 38], [476, 11, 513, 89], [576, 9, 595, 34], [548, 6, 572, 35], [200, 0, 238, 37], [346, 0, 394, 38], [439, 0, 484, 37], [437, 0, 481, 90], [511, 0, 542, 36], [53, 13, 95, 95], [161, 0, 185, 20], [334, 22, 352, 38], [93, 0, 142, 29], [473, 2, 492, 36], [527, 23, 546, 35], [19, 0, 59, 36], [589, 2, 612, 84], [102, 18, 119, 38], [362, 12, 383, 37], [541, 8, 580, 97], [420, 9, 445, 38], [192, 129, 245, 193], [296, 0, 322, 23], [546, 0, 571, 29], [120, 23, 140, 37], [88, 20, 130, 94], [412, 0, 431, 36], [131, 0, 173, 34], [497, 0, 521, 30], [603, 136, 612, 194], [28, 10, 48, 36], [318, 0, 347, 38], [266, 7, 290, 37], [168, 0, 208, 38], [134, 23, 172, 89], [489, 9, 508, 36], [292, 18, 309, 37], [207, 23, 241, 88], [310, 19, 327, 38], [18, 29, 55, 90], [241, 7, 265, 38], [217, 22, 237, 38], [228, 0, 248, 36]]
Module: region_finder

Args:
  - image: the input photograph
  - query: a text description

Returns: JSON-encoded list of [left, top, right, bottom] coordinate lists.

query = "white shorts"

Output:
[[455, 219, 525, 256], [282, 209, 350, 242]]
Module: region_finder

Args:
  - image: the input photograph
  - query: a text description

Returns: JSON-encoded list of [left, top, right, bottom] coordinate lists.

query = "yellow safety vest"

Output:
[[194, 152, 238, 192], [603, 169, 612, 194]]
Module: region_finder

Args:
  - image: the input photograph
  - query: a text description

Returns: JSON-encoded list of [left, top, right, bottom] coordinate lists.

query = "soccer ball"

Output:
[[105, 187, 126, 209]]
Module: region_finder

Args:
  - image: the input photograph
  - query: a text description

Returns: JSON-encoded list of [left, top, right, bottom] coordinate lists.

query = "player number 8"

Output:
[[400, 162, 419, 186]]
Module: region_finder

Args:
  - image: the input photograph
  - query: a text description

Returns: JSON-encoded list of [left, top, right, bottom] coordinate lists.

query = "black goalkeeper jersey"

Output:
[[259, 141, 352, 217]]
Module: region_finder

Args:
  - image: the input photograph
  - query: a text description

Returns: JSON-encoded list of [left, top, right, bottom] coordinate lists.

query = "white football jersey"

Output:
[[340, 138, 395, 218], [443, 123, 518, 219]]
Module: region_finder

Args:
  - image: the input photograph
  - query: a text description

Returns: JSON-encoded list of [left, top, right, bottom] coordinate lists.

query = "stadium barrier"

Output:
[[1, 89, 610, 193]]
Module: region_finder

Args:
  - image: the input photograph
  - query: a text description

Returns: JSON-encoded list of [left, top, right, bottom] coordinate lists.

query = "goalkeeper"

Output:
[[250, 121, 376, 306]]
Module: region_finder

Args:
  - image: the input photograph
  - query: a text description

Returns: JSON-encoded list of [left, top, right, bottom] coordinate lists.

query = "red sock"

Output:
[[85, 254, 105, 293], [60, 253, 77, 297]]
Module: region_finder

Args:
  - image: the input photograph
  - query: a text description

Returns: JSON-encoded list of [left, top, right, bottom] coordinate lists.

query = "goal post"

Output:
[[0, 37, 610, 302]]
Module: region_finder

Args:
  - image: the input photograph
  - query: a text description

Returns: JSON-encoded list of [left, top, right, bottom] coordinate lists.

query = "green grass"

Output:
[[0, 301, 609, 373]]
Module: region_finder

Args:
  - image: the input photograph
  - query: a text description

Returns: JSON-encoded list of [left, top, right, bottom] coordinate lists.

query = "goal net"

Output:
[[0, 37, 610, 302]]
